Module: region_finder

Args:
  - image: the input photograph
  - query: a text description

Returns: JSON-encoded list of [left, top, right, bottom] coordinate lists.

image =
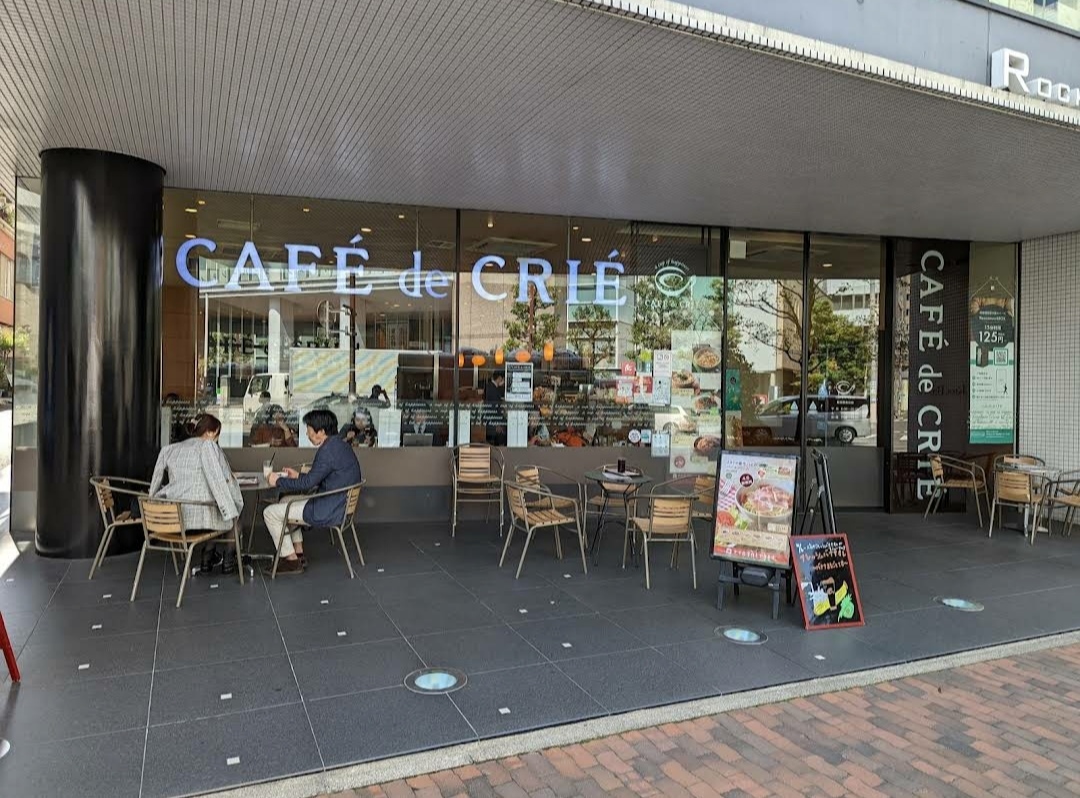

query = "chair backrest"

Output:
[[342, 484, 362, 523], [505, 481, 529, 519], [693, 475, 716, 506], [995, 470, 1032, 503], [1002, 454, 1044, 467], [93, 478, 116, 522], [647, 494, 694, 536], [929, 454, 944, 481], [458, 445, 492, 479], [516, 465, 541, 488], [138, 498, 185, 538]]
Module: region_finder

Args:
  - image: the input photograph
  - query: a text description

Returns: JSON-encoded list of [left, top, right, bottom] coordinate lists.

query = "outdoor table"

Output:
[[234, 471, 275, 563], [583, 468, 652, 566], [995, 461, 1059, 536]]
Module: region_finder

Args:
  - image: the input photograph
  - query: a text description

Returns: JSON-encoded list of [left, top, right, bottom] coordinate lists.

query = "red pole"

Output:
[[0, 611, 20, 682]]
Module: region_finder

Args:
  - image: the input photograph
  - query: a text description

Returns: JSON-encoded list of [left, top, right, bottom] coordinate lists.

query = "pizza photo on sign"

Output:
[[711, 452, 798, 568]]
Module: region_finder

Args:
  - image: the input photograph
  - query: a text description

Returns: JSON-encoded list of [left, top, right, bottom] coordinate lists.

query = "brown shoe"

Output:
[[276, 558, 304, 575]]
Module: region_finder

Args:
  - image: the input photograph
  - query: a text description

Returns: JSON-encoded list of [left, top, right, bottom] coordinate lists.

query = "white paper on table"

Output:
[[379, 409, 402, 448]]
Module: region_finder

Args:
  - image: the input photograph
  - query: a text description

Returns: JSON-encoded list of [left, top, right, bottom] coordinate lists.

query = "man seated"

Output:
[[264, 409, 362, 574]]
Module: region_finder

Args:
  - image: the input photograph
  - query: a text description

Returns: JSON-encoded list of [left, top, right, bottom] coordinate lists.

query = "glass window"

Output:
[[724, 230, 804, 450]]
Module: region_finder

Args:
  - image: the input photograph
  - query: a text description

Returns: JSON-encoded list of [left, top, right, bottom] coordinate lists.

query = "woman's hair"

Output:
[[303, 408, 339, 436], [192, 414, 222, 438]]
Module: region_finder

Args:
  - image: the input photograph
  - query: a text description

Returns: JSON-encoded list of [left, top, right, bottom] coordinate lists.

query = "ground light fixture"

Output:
[[0, 738, 10, 759], [716, 626, 767, 645], [936, 597, 984, 612], [404, 668, 467, 695]]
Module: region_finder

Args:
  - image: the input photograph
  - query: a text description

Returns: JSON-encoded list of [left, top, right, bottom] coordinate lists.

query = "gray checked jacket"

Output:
[[149, 438, 244, 531]]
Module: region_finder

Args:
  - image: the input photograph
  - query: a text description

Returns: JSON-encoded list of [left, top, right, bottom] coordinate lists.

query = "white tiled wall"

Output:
[[1019, 233, 1080, 474]]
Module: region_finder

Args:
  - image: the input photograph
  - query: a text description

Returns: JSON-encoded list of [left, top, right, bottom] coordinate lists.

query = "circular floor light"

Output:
[[404, 668, 467, 695], [717, 626, 767, 645], [936, 597, 984, 612], [0, 738, 10, 759]]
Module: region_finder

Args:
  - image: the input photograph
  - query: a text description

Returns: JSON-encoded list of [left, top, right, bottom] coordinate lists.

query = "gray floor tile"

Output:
[[561, 577, 680, 612], [481, 587, 592, 623], [0, 673, 150, 744], [408, 624, 546, 674], [277, 605, 400, 652], [382, 596, 499, 636], [265, 576, 378, 616], [0, 553, 70, 584], [15, 631, 157, 685], [855, 577, 939, 616], [0, 609, 40, 649], [451, 663, 605, 737], [442, 565, 554, 595], [150, 654, 301, 726], [557, 647, 717, 713], [763, 626, 902, 675], [359, 546, 440, 577], [160, 568, 251, 600], [156, 618, 285, 671], [156, 586, 276, 631], [365, 572, 475, 605], [28, 600, 160, 643], [291, 638, 422, 700], [606, 602, 726, 646], [142, 704, 322, 798], [308, 686, 476, 766], [52, 573, 161, 608], [512, 613, 647, 661], [661, 637, 816, 693], [0, 727, 144, 798], [0, 580, 58, 613]]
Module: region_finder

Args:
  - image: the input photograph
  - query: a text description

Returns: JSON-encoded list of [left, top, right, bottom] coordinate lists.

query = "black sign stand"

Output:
[[798, 450, 836, 537]]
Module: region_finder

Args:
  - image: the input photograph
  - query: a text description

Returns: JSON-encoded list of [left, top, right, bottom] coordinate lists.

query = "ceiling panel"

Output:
[[1, 0, 1079, 241]]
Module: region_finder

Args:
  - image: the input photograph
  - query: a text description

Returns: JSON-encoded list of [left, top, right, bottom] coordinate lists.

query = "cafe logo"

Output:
[[653, 259, 695, 298], [991, 48, 1080, 108]]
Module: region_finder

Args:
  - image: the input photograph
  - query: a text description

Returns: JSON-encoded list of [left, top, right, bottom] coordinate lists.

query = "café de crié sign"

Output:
[[175, 236, 629, 306]]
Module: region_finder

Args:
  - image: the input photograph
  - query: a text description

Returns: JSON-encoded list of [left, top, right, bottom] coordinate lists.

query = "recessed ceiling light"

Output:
[[487, 221, 494, 229], [184, 207, 197, 213], [196, 199, 206, 206], [822, 262, 833, 268], [572, 226, 580, 231], [184, 234, 195, 239], [302, 207, 310, 213], [581, 237, 592, 243], [361, 227, 372, 233], [397, 213, 406, 220]]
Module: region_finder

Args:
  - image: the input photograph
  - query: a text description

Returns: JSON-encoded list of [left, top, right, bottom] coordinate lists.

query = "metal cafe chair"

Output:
[[923, 454, 990, 528], [513, 465, 585, 529], [989, 469, 1042, 541], [88, 476, 151, 580], [450, 444, 505, 537], [1032, 472, 1080, 540], [131, 497, 245, 608], [271, 482, 365, 579], [623, 480, 698, 591], [500, 480, 587, 579]]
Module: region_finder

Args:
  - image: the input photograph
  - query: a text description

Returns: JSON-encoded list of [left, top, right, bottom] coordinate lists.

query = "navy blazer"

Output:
[[276, 436, 362, 527]]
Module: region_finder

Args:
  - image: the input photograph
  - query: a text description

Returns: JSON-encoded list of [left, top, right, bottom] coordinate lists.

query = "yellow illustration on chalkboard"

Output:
[[810, 578, 854, 620]]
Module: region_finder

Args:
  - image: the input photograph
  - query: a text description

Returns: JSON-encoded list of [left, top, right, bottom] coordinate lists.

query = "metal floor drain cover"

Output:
[[717, 626, 767, 645], [937, 597, 984, 612], [404, 668, 467, 694]]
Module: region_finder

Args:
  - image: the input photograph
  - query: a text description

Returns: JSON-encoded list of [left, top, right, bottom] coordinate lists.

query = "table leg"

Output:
[[589, 493, 610, 566]]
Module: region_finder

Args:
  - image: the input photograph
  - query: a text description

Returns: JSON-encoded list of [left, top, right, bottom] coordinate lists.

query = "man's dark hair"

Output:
[[494, 372, 505, 383], [303, 408, 339, 436]]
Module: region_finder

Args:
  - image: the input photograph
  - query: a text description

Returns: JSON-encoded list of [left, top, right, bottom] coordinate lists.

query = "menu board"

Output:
[[505, 362, 534, 403], [790, 534, 864, 630], [968, 283, 1015, 444], [711, 451, 798, 567], [669, 330, 723, 474]]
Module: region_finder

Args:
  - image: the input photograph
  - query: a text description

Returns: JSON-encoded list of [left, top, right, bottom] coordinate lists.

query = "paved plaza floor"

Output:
[[1, 508, 1078, 797]]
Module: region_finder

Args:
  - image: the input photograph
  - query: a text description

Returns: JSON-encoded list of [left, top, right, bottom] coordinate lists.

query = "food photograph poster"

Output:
[[668, 330, 723, 474], [711, 452, 798, 567]]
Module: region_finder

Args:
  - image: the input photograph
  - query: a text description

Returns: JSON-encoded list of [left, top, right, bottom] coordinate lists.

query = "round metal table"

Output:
[[582, 468, 652, 566]]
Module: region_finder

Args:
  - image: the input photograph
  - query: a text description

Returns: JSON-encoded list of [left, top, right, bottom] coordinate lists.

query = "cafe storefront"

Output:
[[10, 182, 1019, 538]]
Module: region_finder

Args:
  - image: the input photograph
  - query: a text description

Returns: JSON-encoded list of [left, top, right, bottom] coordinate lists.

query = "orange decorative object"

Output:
[[458, 353, 465, 368], [495, 347, 504, 366], [514, 350, 531, 363], [543, 341, 554, 362], [471, 354, 486, 367]]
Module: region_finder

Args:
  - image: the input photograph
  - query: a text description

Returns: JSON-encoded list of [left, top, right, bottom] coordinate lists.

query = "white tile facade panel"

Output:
[[0, 0, 1080, 240], [1019, 233, 1080, 473]]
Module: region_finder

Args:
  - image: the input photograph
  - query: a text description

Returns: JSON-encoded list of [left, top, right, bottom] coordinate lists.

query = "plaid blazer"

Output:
[[149, 438, 244, 531]]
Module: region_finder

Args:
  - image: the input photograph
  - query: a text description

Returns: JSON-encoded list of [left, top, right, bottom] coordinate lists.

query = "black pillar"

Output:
[[36, 148, 164, 558]]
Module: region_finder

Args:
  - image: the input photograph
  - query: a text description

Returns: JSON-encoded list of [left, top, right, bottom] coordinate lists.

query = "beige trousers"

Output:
[[263, 495, 308, 558]]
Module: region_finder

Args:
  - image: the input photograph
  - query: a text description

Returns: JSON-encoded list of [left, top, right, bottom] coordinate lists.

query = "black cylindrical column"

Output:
[[36, 149, 164, 558]]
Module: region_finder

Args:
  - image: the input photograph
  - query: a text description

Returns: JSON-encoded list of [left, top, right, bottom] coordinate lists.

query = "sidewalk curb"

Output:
[[208, 630, 1080, 798]]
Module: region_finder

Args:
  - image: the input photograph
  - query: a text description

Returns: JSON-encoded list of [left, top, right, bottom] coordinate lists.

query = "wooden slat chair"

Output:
[[131, 497, 244, 608], [923, 454, 990, 528], [500, 480, 587, 579], [1032, 472, 1080, 539], [989, 469, 1042, 541], [624, 482, 697, 591], [272, 481, 365, 579], [669, 474, 716, 569], [451, 444, 504, 537], [88, 476, 151, 580], [514, 465, 584, 527]]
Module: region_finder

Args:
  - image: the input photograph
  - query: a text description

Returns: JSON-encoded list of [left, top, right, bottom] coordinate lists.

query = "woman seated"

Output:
[[149, 414, 244, 574], [528, 409, 551, 446], [250, 404, 298, 447], [341, 407, 378, 448]]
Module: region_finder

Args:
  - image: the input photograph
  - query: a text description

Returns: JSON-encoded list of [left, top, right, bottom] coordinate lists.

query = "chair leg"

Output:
[[689, 533, 697, 591], [923, 487, 939, 519], [89, 524, 115, 580], [170, 546, 180, 576], [175, 545, 197, 608], [973, 488, 984, 528], [515, 528, 536, 579], [576, 516, 587, 575], [336, 527, 356, 579], [498, 523, 516, 568], [129, 542, 149, 602], [451, 489, 458, 538], [554, 526, 564, 560], [271, 529, 289, 580], [351, 521, 365, 567], [621, 518, 631, 569], [233, 526, 245, 586], [988, 500, 996, 538], [643, 537, 651, 590]]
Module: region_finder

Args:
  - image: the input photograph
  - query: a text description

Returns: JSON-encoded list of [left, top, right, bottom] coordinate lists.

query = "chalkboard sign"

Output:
[[790, 534, 864, 630]]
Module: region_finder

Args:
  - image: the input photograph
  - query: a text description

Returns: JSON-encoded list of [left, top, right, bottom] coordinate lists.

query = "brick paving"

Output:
[[322, 643, 1080, 798]]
